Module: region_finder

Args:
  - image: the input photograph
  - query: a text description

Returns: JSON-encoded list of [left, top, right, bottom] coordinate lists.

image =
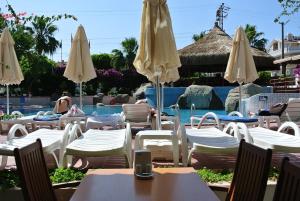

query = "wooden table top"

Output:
[[70, 167, 220, 201]]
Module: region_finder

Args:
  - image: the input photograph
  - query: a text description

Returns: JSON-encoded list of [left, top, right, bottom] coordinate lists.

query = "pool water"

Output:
[[12, 105, 226, 124]]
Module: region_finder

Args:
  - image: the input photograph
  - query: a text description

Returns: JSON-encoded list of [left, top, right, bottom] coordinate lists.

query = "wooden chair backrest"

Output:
[[14, 139, 56, 201], [226, 140, 272, 201], [272, 157, 300, 201]]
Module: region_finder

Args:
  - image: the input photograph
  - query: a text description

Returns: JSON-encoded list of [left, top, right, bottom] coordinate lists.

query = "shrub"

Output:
[[49, 168, 85, 184], [0, 168, 85, 191], [197, 168, 233, 183]]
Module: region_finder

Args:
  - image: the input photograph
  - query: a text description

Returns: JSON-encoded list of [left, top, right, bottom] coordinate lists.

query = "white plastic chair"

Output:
[[0, 123, 72, 169], [122, 104, 151, 128], [135, 116, 180, 165], [281, 98, 300, 122], [62, 123, 132, 168]]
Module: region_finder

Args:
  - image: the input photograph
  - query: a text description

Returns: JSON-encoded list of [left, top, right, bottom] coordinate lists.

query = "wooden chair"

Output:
[[272, 157, 300, 201], [14, 139, 79, 201], [211, 139, 272, 201]]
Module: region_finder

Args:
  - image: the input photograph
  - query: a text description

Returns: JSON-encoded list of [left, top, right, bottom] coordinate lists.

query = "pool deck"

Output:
[[1, 125, 300, 170]]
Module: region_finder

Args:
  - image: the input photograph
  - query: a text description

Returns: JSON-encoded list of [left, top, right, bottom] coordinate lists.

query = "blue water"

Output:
[[11, 105, 226, 124]]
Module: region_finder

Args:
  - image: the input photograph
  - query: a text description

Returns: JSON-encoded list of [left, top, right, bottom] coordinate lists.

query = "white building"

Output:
[[268, 33, 300, 76]]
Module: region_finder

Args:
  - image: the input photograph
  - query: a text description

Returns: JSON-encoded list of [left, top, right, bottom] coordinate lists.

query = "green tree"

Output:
[[29, 16, 60, 55], [110, 49, 125, 70], [244, 24, 267, 51], [192, 31, 206, 42], [91, 53, 112, 69], [275, 0, 300, 22], [121, 37, 138, 69], [11, 25, 35, 59]]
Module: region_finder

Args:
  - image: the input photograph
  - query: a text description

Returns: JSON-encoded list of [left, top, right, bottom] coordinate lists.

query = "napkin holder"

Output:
[[134, 150, 152, 179]]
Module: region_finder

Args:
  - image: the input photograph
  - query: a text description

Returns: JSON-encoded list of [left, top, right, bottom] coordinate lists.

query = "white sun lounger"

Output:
[[0, 124, 72, 169], [238, 122, 300, 152], [62, 123, 132, 168], [179, 122, 241, 166]]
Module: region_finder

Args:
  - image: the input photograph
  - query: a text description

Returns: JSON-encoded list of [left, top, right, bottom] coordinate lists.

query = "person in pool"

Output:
[[53, 96, 72, 115]]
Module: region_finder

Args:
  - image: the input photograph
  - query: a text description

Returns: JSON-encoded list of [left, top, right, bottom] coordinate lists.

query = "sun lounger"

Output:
[[62, 123, 132, 168], [238, 122, 300, 152], [179, 122, 241, 166], [0, 123, 72, 169]]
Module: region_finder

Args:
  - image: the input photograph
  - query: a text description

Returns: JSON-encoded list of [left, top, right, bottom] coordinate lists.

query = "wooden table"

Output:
[[70, 168, 220, 201]]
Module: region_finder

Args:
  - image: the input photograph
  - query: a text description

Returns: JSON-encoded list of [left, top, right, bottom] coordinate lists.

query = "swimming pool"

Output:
[[11, 105, 226, 124]]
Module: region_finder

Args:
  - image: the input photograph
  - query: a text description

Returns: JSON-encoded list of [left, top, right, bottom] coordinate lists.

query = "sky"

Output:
[[1, 0, 299, 62]]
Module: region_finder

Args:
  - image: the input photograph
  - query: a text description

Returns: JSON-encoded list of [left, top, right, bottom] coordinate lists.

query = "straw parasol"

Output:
[[179, 24, 278, 73], [64, 25, 96, 109], [0, 28, 24, 114], [134, 0, 181, 129], [224, 26, 259, 112]]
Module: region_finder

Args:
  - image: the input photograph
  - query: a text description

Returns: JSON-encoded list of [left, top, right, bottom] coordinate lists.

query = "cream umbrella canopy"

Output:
[[0, 28, 24, 114], [224, 26, 259, 112], [64, 25, 96, 109], [134, 0, 181, 129]]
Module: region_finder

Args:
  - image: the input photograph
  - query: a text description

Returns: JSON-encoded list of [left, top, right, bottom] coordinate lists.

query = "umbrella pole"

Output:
[[239, 84, 242, 114], [6, 85, 9, 114], [161, 84, 164, 113], [80, 82, 83, 109], [155, 76, 161, 130]]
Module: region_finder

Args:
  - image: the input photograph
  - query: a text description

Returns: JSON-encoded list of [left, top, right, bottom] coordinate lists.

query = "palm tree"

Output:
[[121, 37, 138, 69], [30, 16, 60, 55], [244, 24, 267, 51], [111, 49, 125, 70]]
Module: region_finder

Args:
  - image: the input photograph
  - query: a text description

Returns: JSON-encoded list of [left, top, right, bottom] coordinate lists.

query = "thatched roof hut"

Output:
[[178, 25, 279, 73]]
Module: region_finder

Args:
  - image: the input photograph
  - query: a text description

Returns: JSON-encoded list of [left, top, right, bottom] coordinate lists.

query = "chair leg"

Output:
[[0, 155, 8, 170], [187, 149, 195, 166], [62, 154, 73, 168], [51, 152, 59, 167]]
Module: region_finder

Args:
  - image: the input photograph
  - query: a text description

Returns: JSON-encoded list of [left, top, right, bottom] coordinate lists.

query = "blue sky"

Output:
[[1, 0, 299, 61]]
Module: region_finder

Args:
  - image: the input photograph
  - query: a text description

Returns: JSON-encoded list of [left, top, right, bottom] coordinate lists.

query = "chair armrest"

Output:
[[228, 111, 243, 117], [52, 180, 81, 189], [197, 112, 221, 129], [190, 116, 202, 129], [278, 121, 300, 137], [7, 124, 28, 140], [209, 185, 229, 192]]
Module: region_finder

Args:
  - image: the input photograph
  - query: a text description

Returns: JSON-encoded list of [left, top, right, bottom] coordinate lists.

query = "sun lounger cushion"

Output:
[[33, 114, 61, 121], [215, 115, 258, 123]]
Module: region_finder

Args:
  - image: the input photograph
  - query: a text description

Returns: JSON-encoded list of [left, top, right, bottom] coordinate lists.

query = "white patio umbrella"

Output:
[[224, 26, 258, 113], [0, 28, 24, 114], [64, 25, 96, 109], [134, 0, 181, 129]]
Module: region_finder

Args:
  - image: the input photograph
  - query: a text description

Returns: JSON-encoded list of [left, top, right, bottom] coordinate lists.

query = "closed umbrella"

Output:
[[224, 26, 258, 112], [64, 25, 96, 109], [0, 28, 24, 114], [134, 0, 181, 129]]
